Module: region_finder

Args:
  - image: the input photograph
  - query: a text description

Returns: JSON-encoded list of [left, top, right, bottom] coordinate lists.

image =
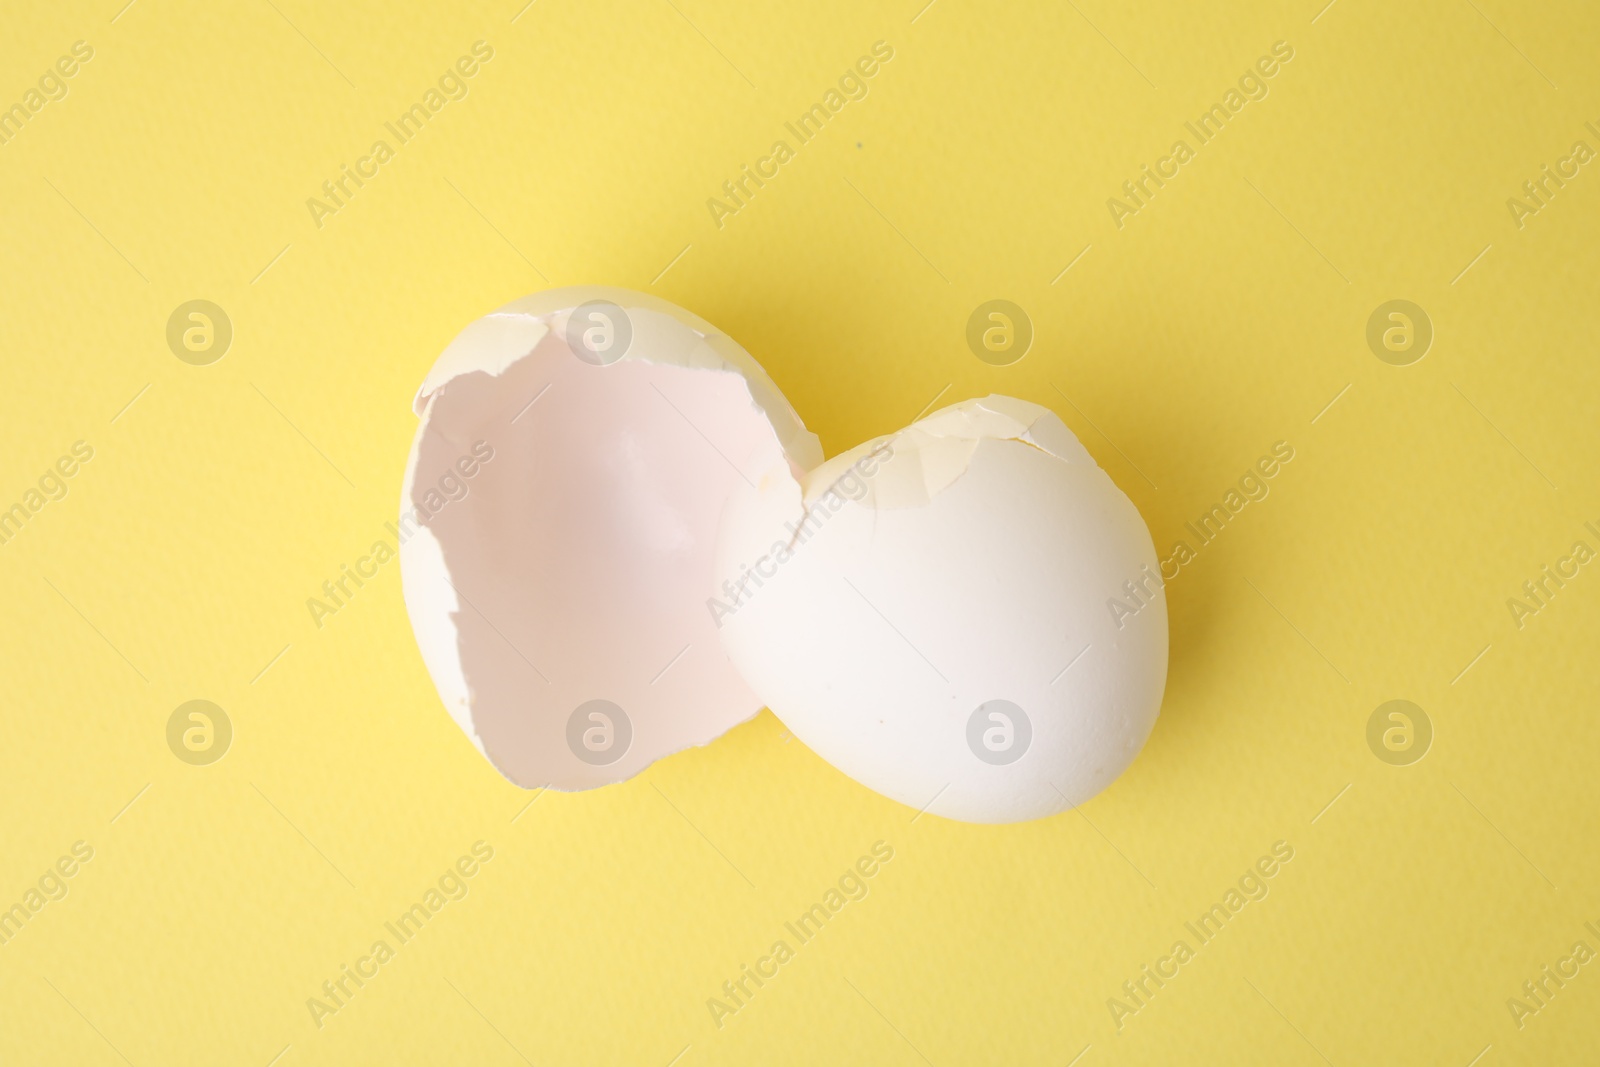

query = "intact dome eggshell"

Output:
[[711, 395, 1167, 823], [402, 287, 820, 790]]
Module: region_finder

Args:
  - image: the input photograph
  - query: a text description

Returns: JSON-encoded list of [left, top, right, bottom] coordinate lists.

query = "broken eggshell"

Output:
[[711, 396, 1168, 824], [402, 287, 820, 790]]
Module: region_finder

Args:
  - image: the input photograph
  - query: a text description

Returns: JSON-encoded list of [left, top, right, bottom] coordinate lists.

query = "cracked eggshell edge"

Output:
[[401, 287, 822, 775]]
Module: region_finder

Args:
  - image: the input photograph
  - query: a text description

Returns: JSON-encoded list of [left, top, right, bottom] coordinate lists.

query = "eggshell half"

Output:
[[711, 395, 1167, 823], [403, 287, 820, 790]]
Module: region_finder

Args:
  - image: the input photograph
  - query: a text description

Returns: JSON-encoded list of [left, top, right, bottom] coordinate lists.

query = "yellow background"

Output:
[[3, 0, 1598, 1063]]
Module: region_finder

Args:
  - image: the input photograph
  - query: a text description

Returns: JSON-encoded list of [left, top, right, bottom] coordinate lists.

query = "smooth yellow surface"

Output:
[[3, 1, 1599, 1063]]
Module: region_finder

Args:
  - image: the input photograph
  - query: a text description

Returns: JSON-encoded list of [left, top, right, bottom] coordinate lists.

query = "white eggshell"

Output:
[[402, 287, 819, 790], [711, 396, 1167, 823]]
